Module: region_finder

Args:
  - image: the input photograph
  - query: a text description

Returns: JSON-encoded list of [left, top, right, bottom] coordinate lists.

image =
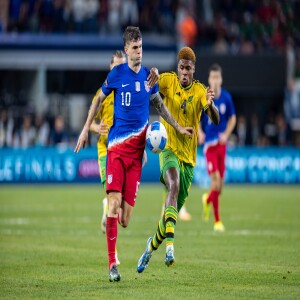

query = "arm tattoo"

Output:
[[151, 94, 181, 131]]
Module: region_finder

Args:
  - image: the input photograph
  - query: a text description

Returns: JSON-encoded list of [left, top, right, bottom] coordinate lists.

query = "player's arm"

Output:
[[204, 87, 220, 125], [74, 90, 107, 152], [151, 92, 194, 137], [219, 115, 236, 144], [90, 120, 109, 136], [198, 123, 205, 145]]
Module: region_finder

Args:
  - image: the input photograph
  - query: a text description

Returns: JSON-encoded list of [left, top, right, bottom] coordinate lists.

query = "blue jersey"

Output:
[[201, 88, 235, 151], [101, 63, 159, 159]]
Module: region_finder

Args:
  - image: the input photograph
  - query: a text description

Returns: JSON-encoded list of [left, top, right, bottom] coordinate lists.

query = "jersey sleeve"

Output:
[[101, 66, 119, 96], [198, 83, 209, 112], [158, 72, 173, 97]]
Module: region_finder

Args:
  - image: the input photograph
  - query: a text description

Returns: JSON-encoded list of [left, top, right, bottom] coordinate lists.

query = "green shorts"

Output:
[[159, 149, 194, 211], [98, 155, 107, 189]]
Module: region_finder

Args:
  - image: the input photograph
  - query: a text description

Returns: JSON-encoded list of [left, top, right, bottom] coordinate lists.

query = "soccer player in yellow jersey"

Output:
[[137, 47, 220, 273], [89, 50, 126, 265]]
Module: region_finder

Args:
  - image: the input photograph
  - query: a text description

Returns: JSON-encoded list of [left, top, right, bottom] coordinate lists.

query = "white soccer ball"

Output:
[[146, 121, 168, 154]]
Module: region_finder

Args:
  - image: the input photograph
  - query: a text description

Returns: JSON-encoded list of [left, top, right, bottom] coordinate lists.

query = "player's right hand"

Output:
[[74, 129, 88, 153], [179, 126, 194, 138], [98, 121, 109, 136]]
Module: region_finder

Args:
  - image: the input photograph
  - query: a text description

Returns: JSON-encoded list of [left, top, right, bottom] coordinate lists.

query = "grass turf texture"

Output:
[[0, 184, 299, 299]]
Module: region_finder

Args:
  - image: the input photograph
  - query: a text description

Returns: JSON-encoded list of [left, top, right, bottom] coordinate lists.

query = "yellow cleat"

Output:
[[179, 206, 192, 221], [214, 221, 225, 232], [202, 193, 210, 222]]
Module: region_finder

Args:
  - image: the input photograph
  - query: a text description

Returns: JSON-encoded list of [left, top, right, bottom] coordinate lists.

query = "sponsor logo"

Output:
[[122, 83, 129, 87]]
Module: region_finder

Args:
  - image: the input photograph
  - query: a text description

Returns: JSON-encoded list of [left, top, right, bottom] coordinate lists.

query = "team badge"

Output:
[[103, 78, 108, 86], [220, 103, 226, 114], [108, 174, 113, 184], [144, 81, 150, 92], [135, 81, 140, 92]]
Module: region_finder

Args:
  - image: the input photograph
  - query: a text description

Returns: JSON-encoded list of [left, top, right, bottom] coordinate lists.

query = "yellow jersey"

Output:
[[92, 89, 114, 158], [159, 72, 208, 166]]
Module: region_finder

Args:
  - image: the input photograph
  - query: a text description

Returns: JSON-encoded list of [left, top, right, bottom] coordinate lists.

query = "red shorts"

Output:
[[205, 143, 226, 178], [106, 151, 142, 207]]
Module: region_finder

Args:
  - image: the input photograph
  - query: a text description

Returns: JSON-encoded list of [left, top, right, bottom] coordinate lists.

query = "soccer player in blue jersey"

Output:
[[198, 64, 236, 232], [74, 26, 194, 282]]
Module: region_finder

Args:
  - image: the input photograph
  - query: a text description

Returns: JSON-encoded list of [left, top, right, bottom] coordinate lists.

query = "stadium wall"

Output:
[[0, 147, 299, 184]]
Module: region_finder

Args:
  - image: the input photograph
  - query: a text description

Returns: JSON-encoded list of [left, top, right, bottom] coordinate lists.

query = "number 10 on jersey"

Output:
[[121, 92, 131, 106]]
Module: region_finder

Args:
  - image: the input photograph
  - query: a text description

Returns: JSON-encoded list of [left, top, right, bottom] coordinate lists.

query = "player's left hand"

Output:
[[219, 133, 228, 144], [147, 67, 159, 87], [74, 128, 89, 153], [206, 87, 215, 105], [179, 126, 194, 138], [142, 150, 148, 168]]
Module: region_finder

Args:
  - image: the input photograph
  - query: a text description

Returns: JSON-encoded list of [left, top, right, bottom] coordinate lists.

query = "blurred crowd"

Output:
[[1, 107, 299, 149], [0, 109, 72, 148], [0, 0, 299, 54]]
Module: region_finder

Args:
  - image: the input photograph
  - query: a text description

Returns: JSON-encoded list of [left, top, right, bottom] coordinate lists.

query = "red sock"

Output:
[[106, 216, 118, 269], [208, 190, 220, 222]]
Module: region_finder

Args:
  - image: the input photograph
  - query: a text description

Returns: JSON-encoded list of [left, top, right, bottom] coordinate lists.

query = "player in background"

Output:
[[198, 63, 236, 232], [89, 50, 126, 266], [137, 47, 220, 273], [74, 26, 193, 282]]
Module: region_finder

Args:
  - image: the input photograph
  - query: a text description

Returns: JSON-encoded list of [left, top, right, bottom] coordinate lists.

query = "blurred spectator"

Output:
[[284, 38, 300, 130], [121, 0, 138, 29], [236, 115, 247, 146], [107, 0, 121, 33], [50, 115, 68, 145], [35, 114, 50, 146], [264, 112, 277, 145], [250, 113, 260, 146], [19, 114, 36, 148], [0, 108, 14, 147], [0, 0, 9, 32], [276, 113, 289, 146]]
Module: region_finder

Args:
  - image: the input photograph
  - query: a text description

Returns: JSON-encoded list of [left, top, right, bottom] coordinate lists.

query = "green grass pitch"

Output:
[[0, 184, 300, 299]]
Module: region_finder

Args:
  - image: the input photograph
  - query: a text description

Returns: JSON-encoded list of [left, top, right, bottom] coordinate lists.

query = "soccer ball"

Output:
[[146, 121, 167, 154]]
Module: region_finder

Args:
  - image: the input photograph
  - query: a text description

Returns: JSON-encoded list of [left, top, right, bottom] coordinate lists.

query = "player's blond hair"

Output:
[[177, 47, 196, 63]]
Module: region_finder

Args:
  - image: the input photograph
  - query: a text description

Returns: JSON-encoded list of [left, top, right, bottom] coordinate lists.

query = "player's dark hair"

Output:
[[111, 50, 126, 64], [123, 26, 142, 46], [209, 63, 222, 74]]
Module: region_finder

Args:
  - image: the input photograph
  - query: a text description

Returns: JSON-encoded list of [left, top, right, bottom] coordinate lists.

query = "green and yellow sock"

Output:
[[150, 215, 166, 251], [164, 206, 178, 247]]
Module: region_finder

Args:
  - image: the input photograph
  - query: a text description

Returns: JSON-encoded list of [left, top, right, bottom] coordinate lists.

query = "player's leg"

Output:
[[178, 204, 192, 221], [137, 150, 179, 272], [106, 152, 125, 281], [202, 145, 219, 222], [99, 155, 108, 234], [213, 144, 226, 232], [99, 155, 120, 265]]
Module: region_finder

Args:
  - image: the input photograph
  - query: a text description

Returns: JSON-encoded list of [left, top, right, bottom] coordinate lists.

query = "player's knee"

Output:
[[168, 178, 179, 197], [108, 198, 120, 215]]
